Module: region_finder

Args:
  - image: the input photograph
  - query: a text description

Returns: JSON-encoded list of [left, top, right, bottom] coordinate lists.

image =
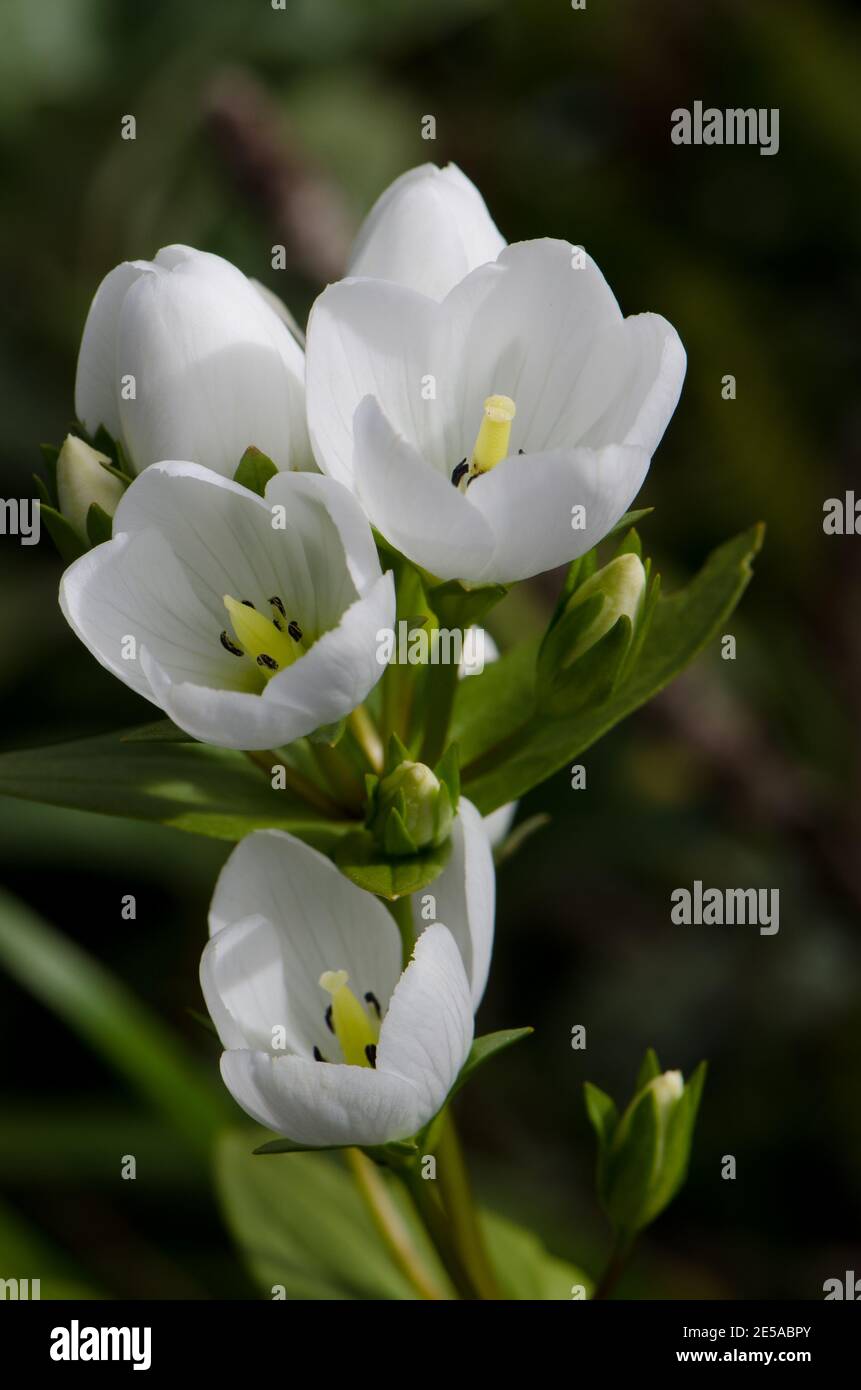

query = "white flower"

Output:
[[306, 237, 686, 585], [347, 162, 505, 301], [59, 463, 394, 750], [201, 817, 493, 1147], [75, 245, 310, 477]]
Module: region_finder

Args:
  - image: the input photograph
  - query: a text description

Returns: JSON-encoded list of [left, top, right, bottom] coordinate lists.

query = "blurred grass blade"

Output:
[[0, 889, 229, 1157]]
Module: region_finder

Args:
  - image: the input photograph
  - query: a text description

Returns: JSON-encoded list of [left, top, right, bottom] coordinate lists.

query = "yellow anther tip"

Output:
[[483, 394, 516, 423], [319, 969, 349, 995]]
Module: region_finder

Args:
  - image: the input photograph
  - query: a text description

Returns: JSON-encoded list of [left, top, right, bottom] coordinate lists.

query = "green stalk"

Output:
[[387, 895, 416, 970], [243, 749, 347, 819], [401, 1163, 483, 1300], [419, 658, 460, 766], [434, 1111, 501, 1300], [592, 1237, 635, 1300]]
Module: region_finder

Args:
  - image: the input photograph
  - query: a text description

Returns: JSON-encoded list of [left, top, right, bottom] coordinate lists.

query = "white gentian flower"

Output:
[[59, 463, 394, 750], [201, 818, 493, 1147], [75, 245, 311, 477], [347, 163, 505, 301], [306, 237, 686, 585]]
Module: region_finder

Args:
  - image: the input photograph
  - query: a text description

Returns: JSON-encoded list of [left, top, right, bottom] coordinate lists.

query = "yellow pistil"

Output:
[[319, 969, 380, 1068], [470, 394, 516, 476], [222, 595, 305, 681]]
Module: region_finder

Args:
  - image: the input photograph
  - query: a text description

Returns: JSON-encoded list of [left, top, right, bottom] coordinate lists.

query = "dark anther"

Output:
[[325, 1004, 334, 1034], [287, 620, 303, 642], [313, 1046, 327, 1062], [451, 459, 469, 488], [364, 1044, 377, 1068], [518, 448, 525, 454], [257, 653, 279, 671], [269, 596, 286, 617], [272, 619, 283, 631], [240, 599, 255, 608], [219, 631, 243, 657], [364, 991, 381, 1018]]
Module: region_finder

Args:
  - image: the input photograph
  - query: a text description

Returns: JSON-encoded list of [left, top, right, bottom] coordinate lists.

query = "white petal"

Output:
[[482, 801, 517, 849], [264, 470, 382, 596], [207, 830, 402, 1051], [75, 260, 147, 440], [114, 461, 358, 638], [348, 162, 506, 301], [220, 1050, 424, 1147], [411, 800, 495, 1007], [142, 571, 393, 748], [59, 528, 244, 704], [353, 396, 494, 583], [114, 248, 303, 475], [377, 924, 473, 1121], [562, 312, 686, 455], [468, 443, 651, 585], [201, 914, 298, 1053]]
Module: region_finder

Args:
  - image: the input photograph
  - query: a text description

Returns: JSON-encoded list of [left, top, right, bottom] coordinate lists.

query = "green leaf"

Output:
[[38, 501, 85, 564], [456, 524, 764, 814], [216, 1130, 427, 1300], [583, 1082, 619, 1150], [481, 1211, 592, 1300], [119, 719, 194, 743], [0, 1198, 103, 1300], [0, 728, 355, 848], [449, 1027, 533, 1100], [0, 890, 228, 1158], [333, 829, 451, 899], [634, 1046, 662, 1092], [85, 500, 112, 546], [233, 446, 278, 496]]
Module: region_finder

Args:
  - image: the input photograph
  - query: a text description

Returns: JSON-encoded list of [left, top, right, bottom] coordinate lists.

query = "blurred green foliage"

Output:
[[0, 0, 859, 1298]]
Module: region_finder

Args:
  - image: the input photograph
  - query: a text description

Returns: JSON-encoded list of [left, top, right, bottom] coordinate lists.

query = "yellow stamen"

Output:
[[319, 969, 380, 1068], [470, 394, 516, 476], [223, 595, 305, 681]]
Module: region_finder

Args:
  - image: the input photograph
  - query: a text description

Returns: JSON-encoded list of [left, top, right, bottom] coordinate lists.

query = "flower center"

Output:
[[318, 969, 381, 1068], [220, 594, 306, 682], [452, 393, 516, 491]]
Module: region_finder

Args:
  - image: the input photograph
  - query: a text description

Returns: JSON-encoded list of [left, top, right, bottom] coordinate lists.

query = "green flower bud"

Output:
[[585, 1050, 706, 1243], [56, 434, 125, 544], [369, 759, 455, 856], [563, 552, 646, 665]]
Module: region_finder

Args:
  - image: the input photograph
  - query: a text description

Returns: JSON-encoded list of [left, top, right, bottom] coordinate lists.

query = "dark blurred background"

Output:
[[1, 0, 859, 1298]]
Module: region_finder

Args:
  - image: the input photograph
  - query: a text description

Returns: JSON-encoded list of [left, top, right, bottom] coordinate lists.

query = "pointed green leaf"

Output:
[[85, 500, 113, 547], [333, 830, 450, 899], [449, 1027, 533, 1100], [38, 502, 85, 564]]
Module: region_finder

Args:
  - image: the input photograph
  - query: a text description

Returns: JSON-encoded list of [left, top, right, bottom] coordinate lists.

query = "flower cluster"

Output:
[[54, 162, 686, 1156]]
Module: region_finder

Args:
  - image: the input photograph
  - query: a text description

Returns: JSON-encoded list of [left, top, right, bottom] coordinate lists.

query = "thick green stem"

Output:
[[310, 741, 365, 813], [419, 659, 460, 767]]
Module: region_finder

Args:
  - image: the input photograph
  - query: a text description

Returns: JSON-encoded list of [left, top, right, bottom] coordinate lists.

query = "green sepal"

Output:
[[448, 1027, 534, 1101], [384, 732, 411, 775], [85, 501, 113, 547], [333, 829, 451, 900], [538, 615, 632, 719], [233, 446, 279, 497], [634, 1046, 662, 1092], [434, 741, 460, 806], [32, 473, 52, 507], [38, 502, 86, 564], [119, 720, 194, 743], [382, 807, 419, 856], [306, 718, 346, 747], [428, 578, 508, 630], [493, 812, 550, 867]]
